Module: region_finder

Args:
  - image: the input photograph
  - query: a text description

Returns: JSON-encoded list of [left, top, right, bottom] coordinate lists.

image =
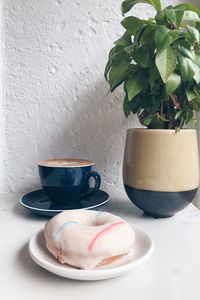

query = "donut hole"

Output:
[[87, 221, 105, 227], [84, 219, 107, 227], [93, 219, 109, 227]]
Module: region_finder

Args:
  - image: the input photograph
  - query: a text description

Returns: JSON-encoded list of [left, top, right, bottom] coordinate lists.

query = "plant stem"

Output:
[[160, 101, 163, 117], [165, 100, 173, 129], [170, 94, 181, 109]]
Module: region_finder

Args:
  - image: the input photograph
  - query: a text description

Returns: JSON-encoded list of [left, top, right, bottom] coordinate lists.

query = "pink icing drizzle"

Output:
[[88, 221, 125, 252]]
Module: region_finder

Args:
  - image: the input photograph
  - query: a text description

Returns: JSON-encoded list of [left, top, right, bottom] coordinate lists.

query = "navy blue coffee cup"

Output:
[[38, 158, 101, 208]]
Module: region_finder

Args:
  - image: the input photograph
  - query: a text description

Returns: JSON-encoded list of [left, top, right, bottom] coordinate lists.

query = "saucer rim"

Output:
[[20, 189, 110, 212]]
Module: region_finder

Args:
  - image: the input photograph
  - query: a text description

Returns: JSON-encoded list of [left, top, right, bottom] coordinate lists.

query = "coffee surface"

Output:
[[38, 158, 94, 167]]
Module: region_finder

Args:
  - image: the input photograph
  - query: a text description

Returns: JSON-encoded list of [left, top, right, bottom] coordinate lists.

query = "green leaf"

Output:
[[182, 10, 200, 22], [156, 86, 168, 102], [155, 46, 177, 82], [187, 25, 200, 43], [175, 3, 200, 16], [104, 45, 130, 80], [192, 111, 197, 128], [189, 62, 200, 84], [132, 44, 149, 67], [108, 60, 136, 92], [108, 45, 123, 60], [175, 39, 191, 50], [148, 17, 155, 22], [158, 114, 169, 122], [178, 55, 200, 84], [178, 46, 195, 61], [143, 114, 156, 126], [164, 8, 184, 28], [185, 109, 193, 124], [125, 72, 145, 101], [155, 9, 168, 25], [178, 55, 194, 82], [104, 59, 113, 80], [124, 45, 134, 54], [165, 72, 181, 94], [195, 51, 200, 67], [121, 17, 145, 35], [140, 24, 156, 44], [114, 31, 132, 47], [149, 62, 160, 88], [175, 110, 183, 120], [186, 90, 197, 101], [131, 95, 141, 113], [123, 95, 132, 117], [121, 0, 161, 16], [154, 25, 179, 50], [133, 24, 148, 46], [189, 97, 200, 111], [121, 0, 136, 15]]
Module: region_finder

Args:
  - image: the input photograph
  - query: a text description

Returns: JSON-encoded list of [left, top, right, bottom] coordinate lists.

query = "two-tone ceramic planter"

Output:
[[123, 129, 199, 218]]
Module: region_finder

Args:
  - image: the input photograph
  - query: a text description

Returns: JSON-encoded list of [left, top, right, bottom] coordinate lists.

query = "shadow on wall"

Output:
[[21, 79, 137, 197], [189, 0, 200, 6], [48, 80, 127, 193], [178, 0, 199, 5]]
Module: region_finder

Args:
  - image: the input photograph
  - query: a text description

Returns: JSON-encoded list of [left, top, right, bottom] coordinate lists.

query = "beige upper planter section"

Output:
[[123, 129, 199, 192]]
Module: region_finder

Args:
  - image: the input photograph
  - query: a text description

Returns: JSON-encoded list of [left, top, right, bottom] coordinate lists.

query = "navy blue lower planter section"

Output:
[[124, 185, 198, 218]]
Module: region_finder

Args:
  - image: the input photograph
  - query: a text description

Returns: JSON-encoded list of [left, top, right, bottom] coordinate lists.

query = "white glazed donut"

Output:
[[44, 209, 135, 269]]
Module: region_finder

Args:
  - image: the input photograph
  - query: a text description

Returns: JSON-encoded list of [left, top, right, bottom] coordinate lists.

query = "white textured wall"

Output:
[[2, 0, 196, 195], [0, 0, 5, 192]]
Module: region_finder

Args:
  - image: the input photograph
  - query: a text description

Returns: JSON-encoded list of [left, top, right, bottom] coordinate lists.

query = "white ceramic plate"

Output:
[[28, 225, 154, 281]]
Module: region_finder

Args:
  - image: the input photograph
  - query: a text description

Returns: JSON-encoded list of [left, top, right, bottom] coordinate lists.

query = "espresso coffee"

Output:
[[38, 158, 94, 167]]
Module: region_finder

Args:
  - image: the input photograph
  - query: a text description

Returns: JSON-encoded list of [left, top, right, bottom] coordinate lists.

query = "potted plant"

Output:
[[105, 0, 200, 217]]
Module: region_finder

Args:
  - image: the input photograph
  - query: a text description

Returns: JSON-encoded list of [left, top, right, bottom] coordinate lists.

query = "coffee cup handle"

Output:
[[82, 171, 101, 199]]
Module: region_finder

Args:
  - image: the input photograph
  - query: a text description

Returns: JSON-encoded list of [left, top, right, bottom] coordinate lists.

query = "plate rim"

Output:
[[20, 189, 110, 212], [28, 224, 154, 280]]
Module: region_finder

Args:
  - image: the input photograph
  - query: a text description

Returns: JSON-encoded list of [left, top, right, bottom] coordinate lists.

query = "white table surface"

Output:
[[1, 193, 200, 300]]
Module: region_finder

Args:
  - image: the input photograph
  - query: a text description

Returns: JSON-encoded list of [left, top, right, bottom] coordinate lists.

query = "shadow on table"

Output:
[[13, 201, 50, 221], [17, 242, 99, 285], [17, 241, 154, 290], [99, 196, 153, 221], [17, 242, 143, 286], [17, 242, 64, 281]]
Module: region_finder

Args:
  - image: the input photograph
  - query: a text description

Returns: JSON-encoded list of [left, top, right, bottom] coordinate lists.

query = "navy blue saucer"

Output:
[[20, 189, 110, 217]]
